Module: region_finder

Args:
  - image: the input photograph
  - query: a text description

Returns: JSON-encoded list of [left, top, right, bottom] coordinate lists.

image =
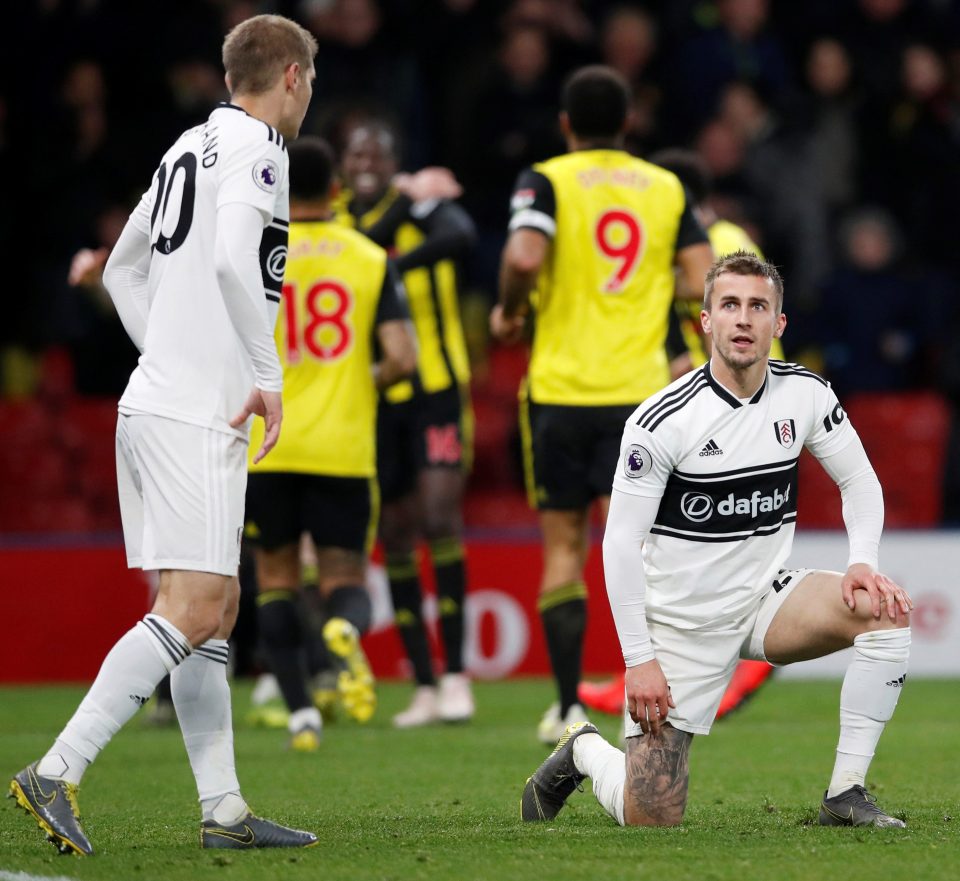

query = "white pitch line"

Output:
[[0, 871, 78, 881]]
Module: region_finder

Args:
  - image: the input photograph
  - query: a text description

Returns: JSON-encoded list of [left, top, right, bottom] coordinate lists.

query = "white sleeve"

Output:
[[103, 195, 153, 352], [804, 382, 856, 459], [214, 202, 283, 392], [218, 135, 286, 222], [817, 432, 884, 570], [603, 490, 662, 667]]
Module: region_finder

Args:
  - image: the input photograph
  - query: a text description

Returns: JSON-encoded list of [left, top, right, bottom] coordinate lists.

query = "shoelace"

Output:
[[547, 769, 585, 794], [853, 786, 879, 807]]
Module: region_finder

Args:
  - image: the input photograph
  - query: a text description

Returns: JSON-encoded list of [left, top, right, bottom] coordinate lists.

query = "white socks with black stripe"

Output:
[[172, 639, 248, 825], [37, 613, 191, 785], [827, 627, 911, 798]]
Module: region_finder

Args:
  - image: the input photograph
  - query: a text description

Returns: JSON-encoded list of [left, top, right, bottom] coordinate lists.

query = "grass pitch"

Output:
[[0, 678, 956, 881]]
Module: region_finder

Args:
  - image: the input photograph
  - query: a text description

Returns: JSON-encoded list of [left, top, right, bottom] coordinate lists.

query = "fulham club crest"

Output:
[[774, 418, 796, 449]]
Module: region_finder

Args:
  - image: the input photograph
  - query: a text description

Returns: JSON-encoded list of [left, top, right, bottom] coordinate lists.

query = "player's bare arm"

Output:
[[624, 726, 693, 827], [374, 319, 417, 390], [492, 228, 547, 343], [673, 241, 714, 301], [393, 167, 463, 202]]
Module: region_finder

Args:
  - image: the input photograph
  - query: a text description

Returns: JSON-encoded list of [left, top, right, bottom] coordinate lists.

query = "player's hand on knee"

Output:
[[625, 659, 675, 736], [231, 388, 283, 464], [842, 563, 913, 622]]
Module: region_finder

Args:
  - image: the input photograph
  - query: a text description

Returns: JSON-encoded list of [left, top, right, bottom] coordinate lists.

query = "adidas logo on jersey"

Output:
[[699, 439, 723, 457], [885, 675, 907, 688]]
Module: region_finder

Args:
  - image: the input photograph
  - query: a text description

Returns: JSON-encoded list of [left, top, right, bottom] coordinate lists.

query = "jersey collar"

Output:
[[704, 362, 768, 408]]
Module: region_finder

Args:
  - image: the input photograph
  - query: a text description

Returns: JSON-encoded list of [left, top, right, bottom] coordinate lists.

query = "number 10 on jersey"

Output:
[[595, 208, 644, 293], [281, 280, 354, 364]]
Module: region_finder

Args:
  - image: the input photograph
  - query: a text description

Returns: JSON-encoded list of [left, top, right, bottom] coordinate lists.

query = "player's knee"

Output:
[[187, 610, 225, 647], [170, 595, 230, 647], [853, 607, 911, 638], [623, 799, 684, 827]]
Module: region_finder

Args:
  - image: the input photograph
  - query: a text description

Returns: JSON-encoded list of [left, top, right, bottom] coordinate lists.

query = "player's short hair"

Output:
[[562, 65, 630, 140], [649, 148, 712, 205], [223, 14, 318, 96], [288, 136, 336, 201], [704, 251, 784, 312]]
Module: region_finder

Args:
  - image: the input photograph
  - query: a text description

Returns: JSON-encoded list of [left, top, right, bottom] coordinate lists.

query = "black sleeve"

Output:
[[395, 200, 477, 273], [664, 303, 688, 361], [675, 186, 710, 250], [374, 260, 410, 325], [507, 167, 556, 236], [360, 193, 414, 247]]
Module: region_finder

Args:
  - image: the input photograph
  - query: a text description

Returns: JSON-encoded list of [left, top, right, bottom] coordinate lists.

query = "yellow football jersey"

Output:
[[334, 189, 471, 404], [677, 219, 784, 365], [248, 220, 391, 477], [510, 150, 705, 406]]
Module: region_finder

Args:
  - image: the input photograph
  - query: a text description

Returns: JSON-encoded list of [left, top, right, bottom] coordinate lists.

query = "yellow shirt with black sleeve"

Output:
[[672, 219, 784, 365], [333, 189, 474, 404], [247, 220, 408, 477], [509, 150, 708, 406]]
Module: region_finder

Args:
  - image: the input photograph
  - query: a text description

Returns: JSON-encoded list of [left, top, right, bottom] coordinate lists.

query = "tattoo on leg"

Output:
[[624, 725, 693, 826]]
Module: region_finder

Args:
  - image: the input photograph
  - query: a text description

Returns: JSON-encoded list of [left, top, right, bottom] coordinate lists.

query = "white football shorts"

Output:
[[116, 413, 247, 576], [623, 568, 818, 737]]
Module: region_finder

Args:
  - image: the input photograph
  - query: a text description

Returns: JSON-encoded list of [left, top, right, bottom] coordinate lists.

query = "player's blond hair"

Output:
[[703, 250, 784, 312], [223, 15, 318, 96]]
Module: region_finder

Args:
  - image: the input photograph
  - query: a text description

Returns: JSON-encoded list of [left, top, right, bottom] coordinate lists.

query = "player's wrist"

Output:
[[623, 647, 655, 667]]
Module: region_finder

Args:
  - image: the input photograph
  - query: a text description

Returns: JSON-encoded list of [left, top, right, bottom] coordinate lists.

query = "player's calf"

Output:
[[623, 726, 692, 827]]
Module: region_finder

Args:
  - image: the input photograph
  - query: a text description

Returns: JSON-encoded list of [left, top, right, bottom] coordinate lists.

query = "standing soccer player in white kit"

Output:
[[521, 251, 913, 830], [10, 15, 320, 854]]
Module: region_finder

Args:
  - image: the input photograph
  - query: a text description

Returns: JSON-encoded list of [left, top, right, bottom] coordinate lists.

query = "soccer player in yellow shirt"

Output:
[[245, 136, 415, 749]]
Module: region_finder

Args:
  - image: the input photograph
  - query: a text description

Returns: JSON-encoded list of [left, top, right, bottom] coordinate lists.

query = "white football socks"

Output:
[[827, 627, 910, 798], [171, 640, 248, 824], [573, 732, 626, 826], [37, 614, 190, 785]]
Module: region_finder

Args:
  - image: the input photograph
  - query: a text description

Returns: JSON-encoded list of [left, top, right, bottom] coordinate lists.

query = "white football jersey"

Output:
[[118, 103, 289, 437], [612, 360, 857, 630]]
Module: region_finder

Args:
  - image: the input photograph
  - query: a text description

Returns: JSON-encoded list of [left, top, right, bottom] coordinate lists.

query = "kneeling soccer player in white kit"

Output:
[[9, 15, 321, 855], [521, 251, 913, 829]]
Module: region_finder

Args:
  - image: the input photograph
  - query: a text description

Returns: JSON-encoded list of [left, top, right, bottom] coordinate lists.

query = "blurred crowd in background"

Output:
[[4, 0, 960, 522]]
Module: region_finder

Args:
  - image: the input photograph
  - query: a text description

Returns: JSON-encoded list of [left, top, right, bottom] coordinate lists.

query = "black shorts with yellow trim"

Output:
[[245, 472, 378, 554], [520, 397, 637, 510], [377, 384, 473, 503]]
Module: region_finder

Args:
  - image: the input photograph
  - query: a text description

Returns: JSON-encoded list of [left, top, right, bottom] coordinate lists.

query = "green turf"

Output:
[[0, 678, 956, 881]]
